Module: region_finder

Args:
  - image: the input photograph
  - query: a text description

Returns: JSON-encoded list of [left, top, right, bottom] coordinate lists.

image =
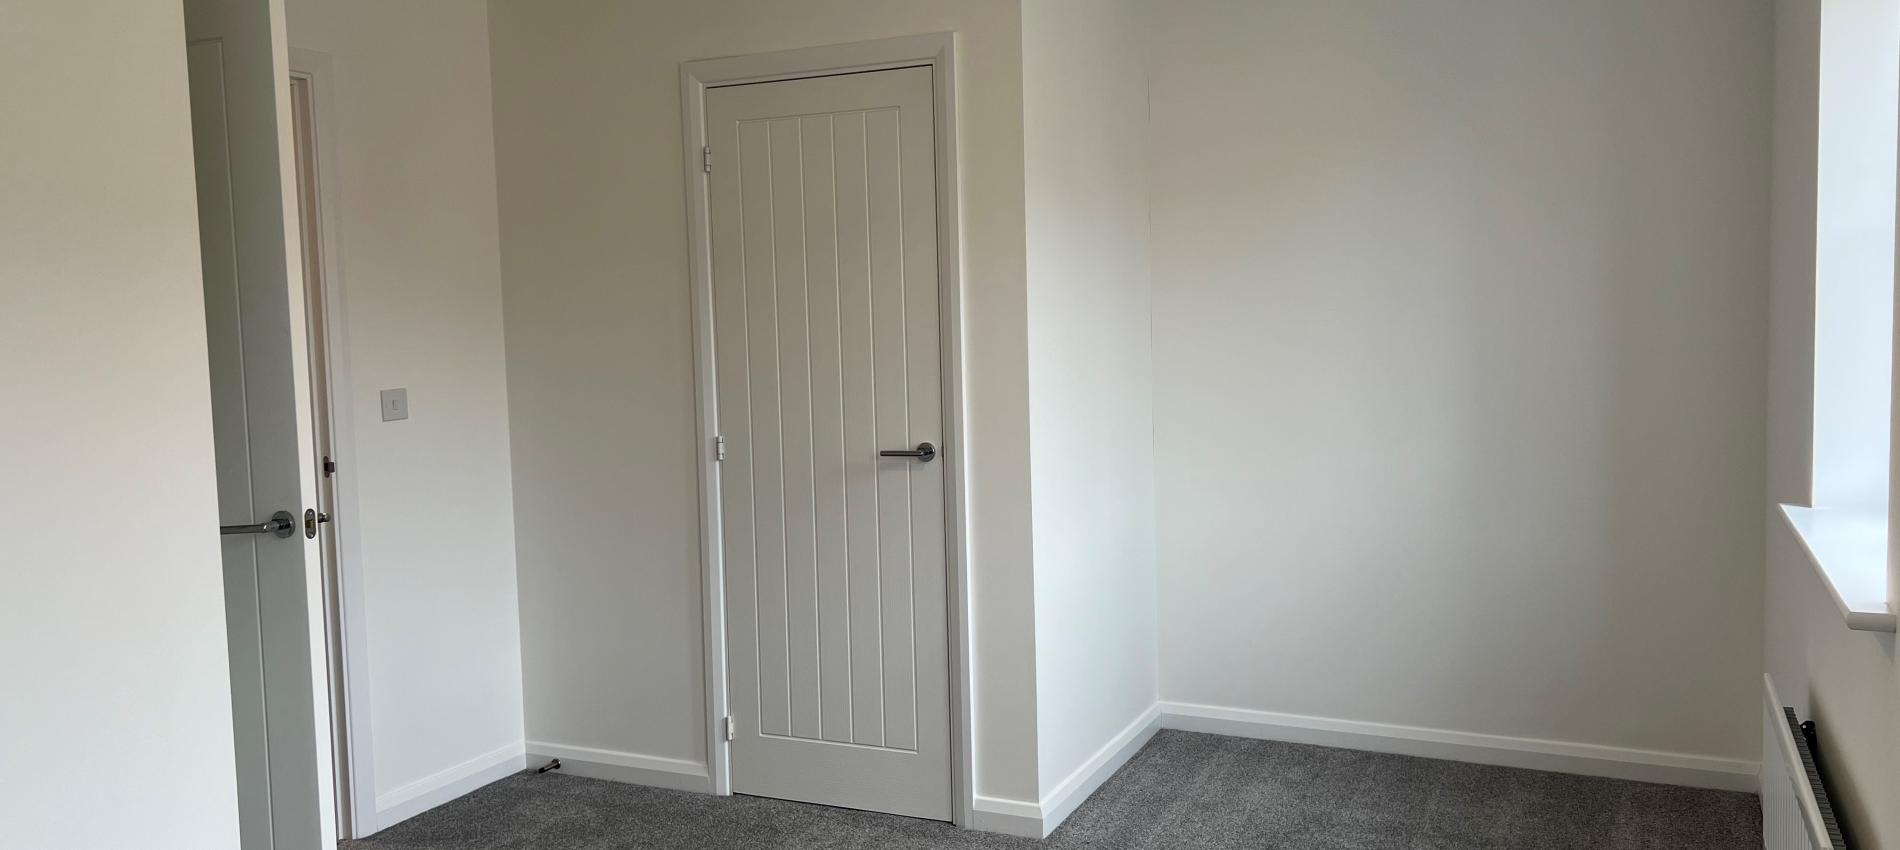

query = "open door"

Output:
[[184, 0, 336, 846]]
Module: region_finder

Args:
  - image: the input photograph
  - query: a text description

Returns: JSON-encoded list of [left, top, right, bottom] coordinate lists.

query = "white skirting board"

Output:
[[968, 795, 1046, 838], [972, 699, 1756, 840], [971, 704, 1164, 839], [367, 741, 527, 835], [1159, 702, 1759, 793], [367, 704, 1757, 840], [526, 742, 714, 794]]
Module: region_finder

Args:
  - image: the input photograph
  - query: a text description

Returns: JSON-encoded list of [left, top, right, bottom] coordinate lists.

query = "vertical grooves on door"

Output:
[[893, 113, 919, 746], [767, 120, 792, 735], [228, 71, 280, 765], [863, 108, 914, 749], [829, 115, 854, 740], [736, 122, 764, 734], [862, 114, 888, 746], [797, 119, 821, 741]]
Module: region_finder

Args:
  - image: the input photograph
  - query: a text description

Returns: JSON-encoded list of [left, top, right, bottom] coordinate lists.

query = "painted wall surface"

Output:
[[485, 0, 1040, 803], [0, 2, 240, 847], [283, 0, 526, 816], [1151, 0, 1770, 765], [1022, 0, 1159, 800], [1764, 1, 1900, 846]]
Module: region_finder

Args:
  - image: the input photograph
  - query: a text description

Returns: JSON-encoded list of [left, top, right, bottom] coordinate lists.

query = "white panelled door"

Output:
[[186, 0, 333, 847], [706, 65, 951, 820]]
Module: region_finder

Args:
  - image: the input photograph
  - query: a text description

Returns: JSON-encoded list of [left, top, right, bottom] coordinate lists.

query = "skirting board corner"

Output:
[[367, 741, 526, 835], [969, 704, 1163, 839]]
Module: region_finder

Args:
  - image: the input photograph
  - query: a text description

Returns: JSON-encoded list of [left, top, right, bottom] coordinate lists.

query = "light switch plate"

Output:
[[380, 388, 409, 422]]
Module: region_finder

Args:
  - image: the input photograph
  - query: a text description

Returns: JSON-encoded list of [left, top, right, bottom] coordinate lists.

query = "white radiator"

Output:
[[1761, 675, 1847, 850]]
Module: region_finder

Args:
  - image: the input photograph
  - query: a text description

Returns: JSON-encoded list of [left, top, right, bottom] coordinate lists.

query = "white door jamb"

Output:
[[287, 47, 377, 840]]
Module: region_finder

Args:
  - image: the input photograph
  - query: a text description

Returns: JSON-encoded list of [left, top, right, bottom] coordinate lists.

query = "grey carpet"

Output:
[[344, 730, 1760, 849]]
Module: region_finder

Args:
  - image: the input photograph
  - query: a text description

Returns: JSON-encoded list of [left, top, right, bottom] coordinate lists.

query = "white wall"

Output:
[[1764, 1, 1900, 847], [282, 0, 526, 825], [0, 2, 240, 847], [485, 0, 1043, 804], [1151, 0, 1770, 767], [1022, 0, 1159, 802]]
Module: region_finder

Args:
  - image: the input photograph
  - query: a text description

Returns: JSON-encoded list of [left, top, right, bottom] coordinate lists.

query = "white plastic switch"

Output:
[[380, 388, 409, 422]]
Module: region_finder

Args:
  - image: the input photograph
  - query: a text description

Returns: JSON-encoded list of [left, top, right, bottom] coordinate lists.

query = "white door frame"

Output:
[[287, 47, 379, 841], [678, 32, 975, 827]]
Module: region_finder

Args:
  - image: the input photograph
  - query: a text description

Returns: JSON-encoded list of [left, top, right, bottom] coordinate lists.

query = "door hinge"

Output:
[[714, 435, 727, 461], [723, 715, 736, 742], [703, 145, 713, 173], [322, 455, 336, 478]]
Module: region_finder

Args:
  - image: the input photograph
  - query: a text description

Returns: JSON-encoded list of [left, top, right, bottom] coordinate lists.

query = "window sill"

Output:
[[1778, 504, 1897, 633]]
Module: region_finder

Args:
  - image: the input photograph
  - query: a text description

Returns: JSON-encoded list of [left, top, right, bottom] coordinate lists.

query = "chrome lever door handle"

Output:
[[221, 510, 297, 539], [879, 441, 936, 463]]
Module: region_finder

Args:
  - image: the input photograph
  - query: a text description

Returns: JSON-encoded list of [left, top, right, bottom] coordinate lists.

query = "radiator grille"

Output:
[[1762, 677, 1847, 850]]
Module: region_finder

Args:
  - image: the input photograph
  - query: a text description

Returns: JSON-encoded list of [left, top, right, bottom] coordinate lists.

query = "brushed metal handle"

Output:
[[221, 510, 297, 539], [879, 442, 936, 463]]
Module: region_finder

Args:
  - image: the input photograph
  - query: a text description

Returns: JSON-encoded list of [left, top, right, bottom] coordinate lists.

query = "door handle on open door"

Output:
[[221, 510, 297, 539], [879, 442, 937, 463]]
